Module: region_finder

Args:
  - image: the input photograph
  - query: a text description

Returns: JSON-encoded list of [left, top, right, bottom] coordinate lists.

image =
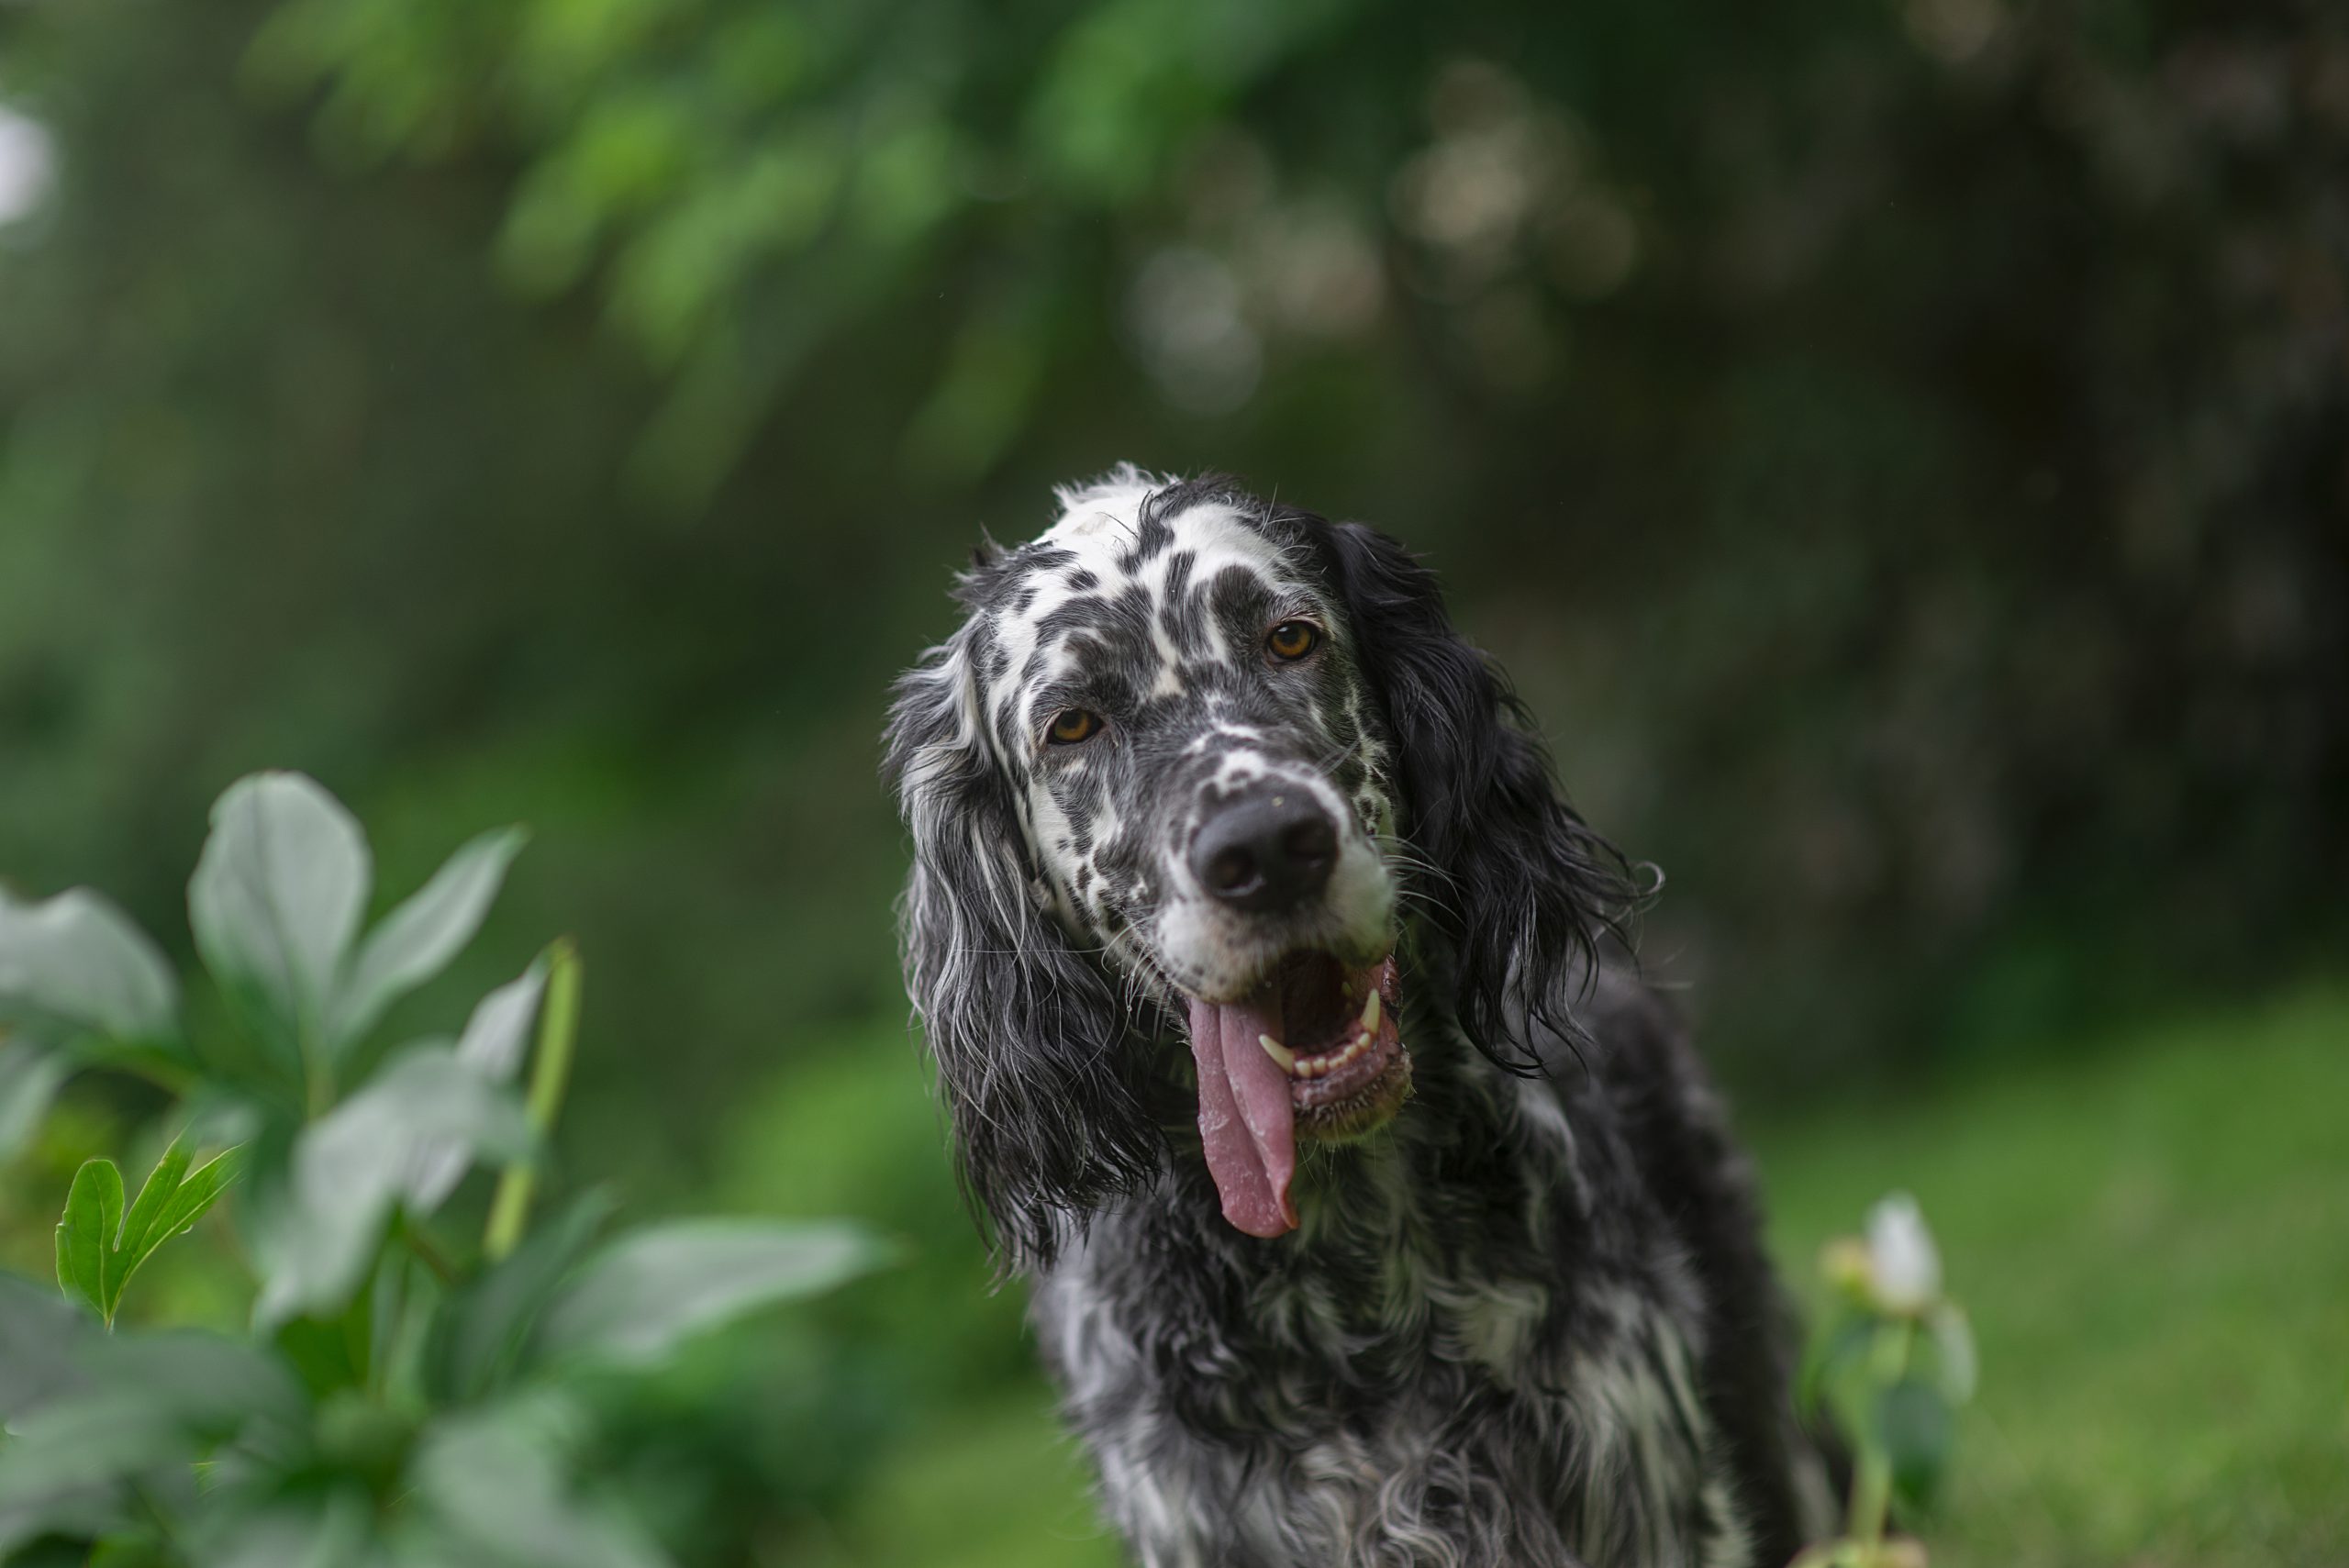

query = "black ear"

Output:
[[884, 627, 1163, 1270], [1320, 520, 1640, 1063]]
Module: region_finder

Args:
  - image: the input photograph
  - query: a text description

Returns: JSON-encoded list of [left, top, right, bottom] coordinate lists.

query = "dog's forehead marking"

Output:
[[985, 490, 1297, 730]]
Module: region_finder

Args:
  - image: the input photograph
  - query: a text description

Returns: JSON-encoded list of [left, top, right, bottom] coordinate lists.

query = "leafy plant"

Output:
[[1797, 1194, 1978, 1568], [0, 772, 885, 1566], [54, 1136, 240, 1328]]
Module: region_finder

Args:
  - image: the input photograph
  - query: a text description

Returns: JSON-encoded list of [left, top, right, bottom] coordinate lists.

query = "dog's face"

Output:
[[987, 484, 1397, 1006], [890, 470, 1628, 1262], [947, 476, 1415, 1237]]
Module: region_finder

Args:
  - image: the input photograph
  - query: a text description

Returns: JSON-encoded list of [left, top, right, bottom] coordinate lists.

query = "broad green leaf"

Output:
[[2, 1387, 185, 1498], [1924, 1301, 1978, 1403], [0, 1271, 90, 1419], [328, 827, 529, 1054], [539, 1218, 885, 1369], [51, 1141, 242, 1327], [188, 772, 372, 1056], [0, 1041, 70, 1162], [403, 963, 547, 1213], [0, 1485, 128, 1560], [254, 1046, 533, 1328], [0, 1402, 159, 1557], [1875, 1375, 1955, 1515], [196, 1490, 375, 1568], [425, 1190, 614, 1401], [0, 1329, 306, 1536], [86, 1329, 307, 1437], [54, 1159, 125, 1323], [450, 960, 548, 1080], [0, 888, 178, 1045], [411, 1392, 669, 1568]]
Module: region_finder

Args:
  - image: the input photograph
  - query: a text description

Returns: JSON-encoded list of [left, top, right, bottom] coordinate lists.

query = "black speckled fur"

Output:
[[886, 473, 1827, 1567]]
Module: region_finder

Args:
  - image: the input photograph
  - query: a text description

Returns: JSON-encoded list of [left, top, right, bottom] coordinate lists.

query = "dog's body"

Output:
[[888, 470, 1827, 1567]]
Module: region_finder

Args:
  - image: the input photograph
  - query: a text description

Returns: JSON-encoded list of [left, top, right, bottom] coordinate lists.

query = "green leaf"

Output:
[[404, 962, 548, 1213], [0, 1271, 91, 1419], [188, 772, 372, 1057], [145, 1147, 241, 1253], [411, 1392, 669, 1568], [195, 1490, 374, 1568], [0, 1329, 307, 1542], [1925, 1301, 1978, 1403], [0, 887, 179, 1046], [1874, 1375, 1955, 1516], [54, 1159, 124, 1323], [0, 1418, 151, 1558], [425, 1190, 615, 1401], [254, 1046, 534, 1328], [0, 1401, 161, 1557], [328, 827, 529, 1055], [115, 1139, 192, 1269], [52, 1140, 242, 1327], [273, 1308, 369, 1402], [0, 1041, 71, 1162], [539, 1218, 885, 1369]]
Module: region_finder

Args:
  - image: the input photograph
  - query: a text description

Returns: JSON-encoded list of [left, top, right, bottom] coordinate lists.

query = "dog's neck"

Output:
[[1119, 1016, 1575, 1291]]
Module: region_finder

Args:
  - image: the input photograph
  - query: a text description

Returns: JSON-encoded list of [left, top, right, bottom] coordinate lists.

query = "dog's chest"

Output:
[[1035, 1236, 1748, 1568]]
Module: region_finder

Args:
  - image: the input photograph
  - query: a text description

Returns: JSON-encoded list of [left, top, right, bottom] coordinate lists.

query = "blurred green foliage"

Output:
[[1, 0, 2344, 1562], [2, 0, 2341, 1134], [0, 774, 889, 1568]]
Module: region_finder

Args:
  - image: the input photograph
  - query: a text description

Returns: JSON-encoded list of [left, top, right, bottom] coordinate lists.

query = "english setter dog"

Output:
[[886, 469, 1829, 1568]]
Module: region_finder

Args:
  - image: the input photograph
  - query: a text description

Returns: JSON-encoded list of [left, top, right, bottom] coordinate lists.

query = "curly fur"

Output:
[[885, 469, 1831, 1566]]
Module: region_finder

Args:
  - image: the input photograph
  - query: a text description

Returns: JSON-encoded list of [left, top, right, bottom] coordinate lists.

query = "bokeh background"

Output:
[[2, 1, 2344, 1563]]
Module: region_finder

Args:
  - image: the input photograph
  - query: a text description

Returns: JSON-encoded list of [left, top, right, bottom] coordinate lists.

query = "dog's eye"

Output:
[[1266, 620, 1319, 662], [1046, 708, 1104, 745]]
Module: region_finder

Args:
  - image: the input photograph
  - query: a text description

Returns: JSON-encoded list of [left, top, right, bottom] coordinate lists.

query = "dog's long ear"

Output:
[[884, 628, 1163, 1270], [1322, 520, 1639, 1063]]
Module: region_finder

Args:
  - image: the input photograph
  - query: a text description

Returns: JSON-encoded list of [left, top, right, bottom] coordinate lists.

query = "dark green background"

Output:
[[2, 1, 2343, 1562]]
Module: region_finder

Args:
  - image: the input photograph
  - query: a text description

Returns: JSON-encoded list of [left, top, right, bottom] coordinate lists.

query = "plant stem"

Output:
[[1846, 1319, 1915, 1549], [398, 1216, 459, 1286], [300, 1025, 332, 1119], [482, 939, 582, 1262]]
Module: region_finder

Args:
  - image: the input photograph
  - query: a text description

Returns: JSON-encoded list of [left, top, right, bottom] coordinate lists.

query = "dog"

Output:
[[885, 468, 1830, 1567]]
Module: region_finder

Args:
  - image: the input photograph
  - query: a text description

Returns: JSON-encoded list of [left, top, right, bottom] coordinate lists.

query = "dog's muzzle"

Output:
[[1172, 784, 1413, 1241]]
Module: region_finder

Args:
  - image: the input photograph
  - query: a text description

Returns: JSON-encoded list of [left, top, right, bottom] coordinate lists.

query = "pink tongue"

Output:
[[1185, 992, 1298, 1238]]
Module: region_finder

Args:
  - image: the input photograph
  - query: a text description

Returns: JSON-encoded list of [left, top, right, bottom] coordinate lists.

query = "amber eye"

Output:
[[1266, 620, 1319, 662], [1047, 708, 1103, 745]]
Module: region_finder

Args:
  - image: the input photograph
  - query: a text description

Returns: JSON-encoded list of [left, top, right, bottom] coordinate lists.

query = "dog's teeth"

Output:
[[1259, 1035, 1296, 1073], [1361, 991, 1381, 1033]]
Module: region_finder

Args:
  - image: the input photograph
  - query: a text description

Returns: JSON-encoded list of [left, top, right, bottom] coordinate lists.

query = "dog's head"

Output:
[[886, 469, 1631, 1264]]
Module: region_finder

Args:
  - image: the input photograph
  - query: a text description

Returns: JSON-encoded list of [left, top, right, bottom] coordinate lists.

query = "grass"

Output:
[[812, 983, 2349, 1566], [1759, 984, 2349, 1568]]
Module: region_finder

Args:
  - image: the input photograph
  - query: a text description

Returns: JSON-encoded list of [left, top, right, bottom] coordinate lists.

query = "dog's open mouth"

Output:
[[1183, 952, 1413, 1239]]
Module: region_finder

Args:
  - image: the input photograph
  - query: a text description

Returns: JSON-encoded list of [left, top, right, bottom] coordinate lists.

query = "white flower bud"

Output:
[[1865, 1192, 1942, 1314]]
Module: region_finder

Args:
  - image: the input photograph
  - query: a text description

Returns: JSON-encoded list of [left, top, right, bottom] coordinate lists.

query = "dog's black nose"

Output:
[[1193, 793, 1339, 913]]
